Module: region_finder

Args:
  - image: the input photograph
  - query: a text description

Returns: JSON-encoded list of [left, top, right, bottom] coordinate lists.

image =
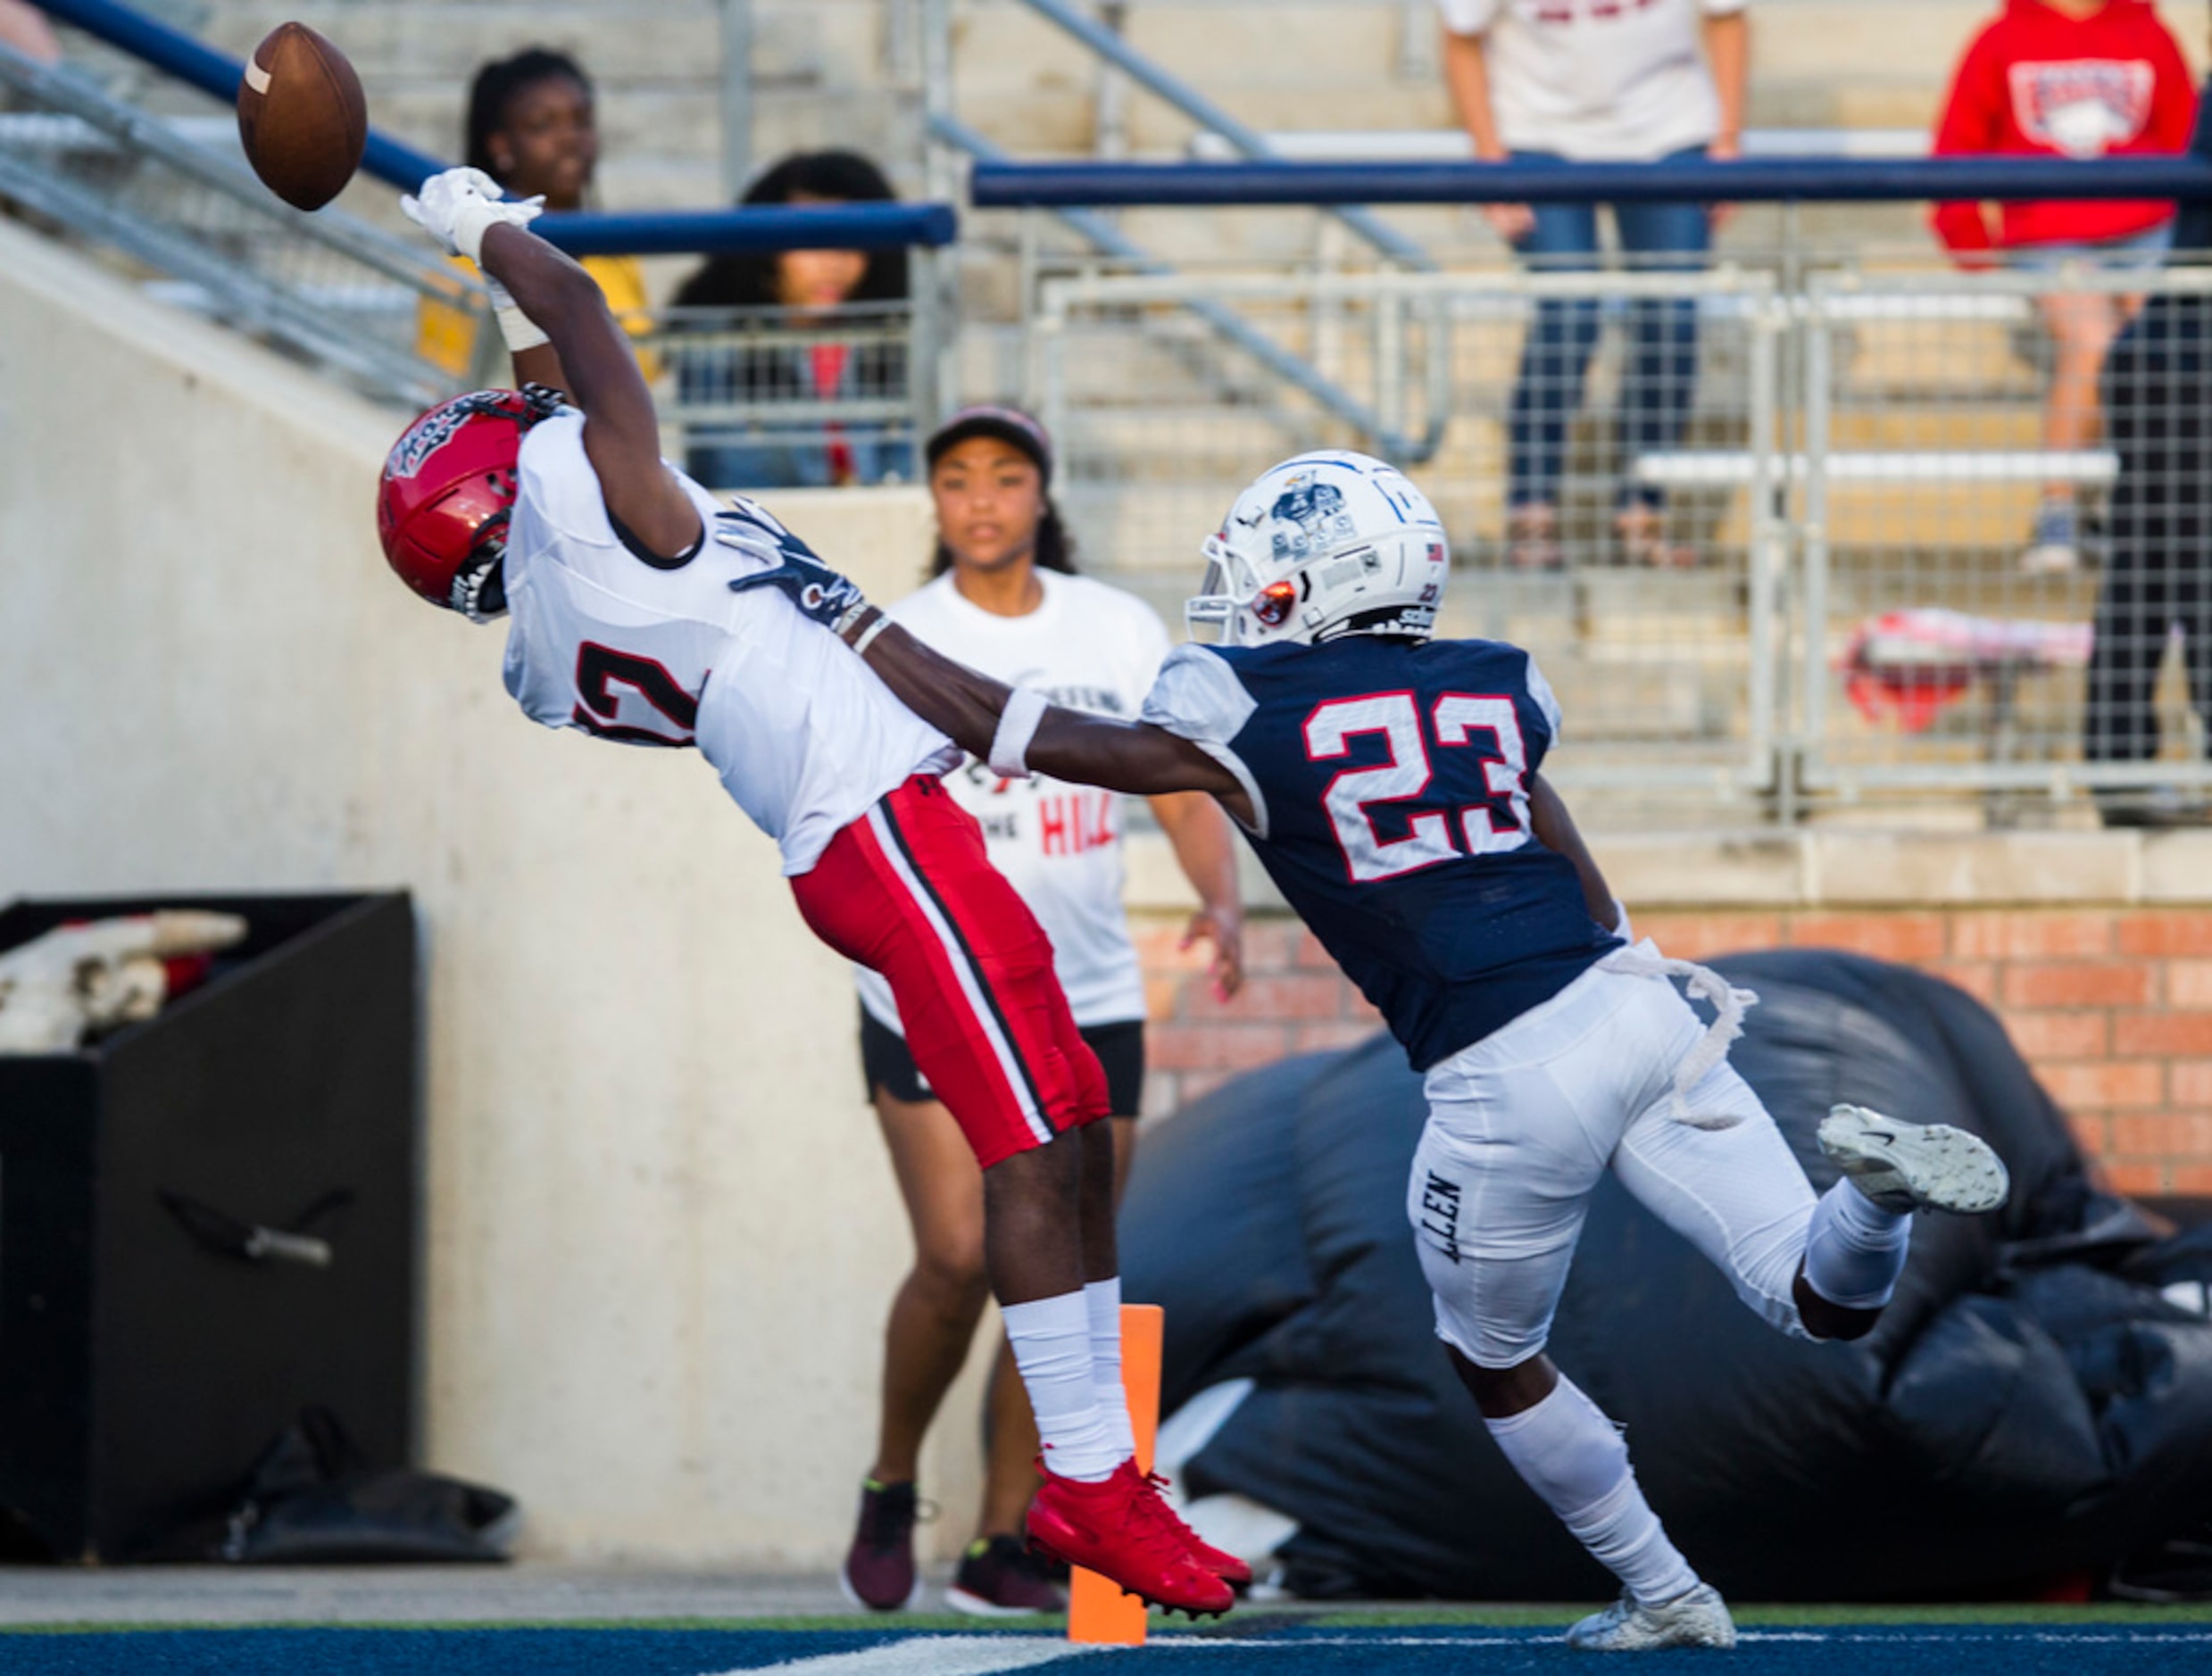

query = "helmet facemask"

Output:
[[449, 510, 512, 624]]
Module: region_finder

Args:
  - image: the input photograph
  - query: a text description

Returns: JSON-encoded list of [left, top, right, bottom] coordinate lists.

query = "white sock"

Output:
[[1084, 1278, 1138, 1463], [1002, 1290, 1124, 1483], [1485, 1375, 1698, 1608], [1801, 1177, 1911, 1310]]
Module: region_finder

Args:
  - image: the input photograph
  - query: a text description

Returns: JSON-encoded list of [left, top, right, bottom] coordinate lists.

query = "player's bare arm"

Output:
[[711, 534, 1256, 821], [864, 618, 1257, 823], [1528, 774, 1623, 933], [475, 222, 702, 560], [399, 168, 700, 562]]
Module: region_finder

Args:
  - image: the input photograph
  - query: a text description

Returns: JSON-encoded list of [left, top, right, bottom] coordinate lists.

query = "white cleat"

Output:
[[1817, 1104, 2010, 1216], [1567, 1582, 1738, 1652]]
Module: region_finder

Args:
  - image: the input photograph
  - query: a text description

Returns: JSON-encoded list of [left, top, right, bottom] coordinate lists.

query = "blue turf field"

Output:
[[9, 1621, 2212, 1674]]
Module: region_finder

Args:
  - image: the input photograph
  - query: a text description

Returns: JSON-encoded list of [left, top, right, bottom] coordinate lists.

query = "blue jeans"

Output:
[[1507, 147, 1712, 513]]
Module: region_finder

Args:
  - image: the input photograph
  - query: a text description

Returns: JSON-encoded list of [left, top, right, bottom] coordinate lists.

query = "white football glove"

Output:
[[401, 166, 544, 266]]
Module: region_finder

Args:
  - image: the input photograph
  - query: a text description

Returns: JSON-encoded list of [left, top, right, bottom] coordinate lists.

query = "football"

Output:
[[235, 21, 367, 212]]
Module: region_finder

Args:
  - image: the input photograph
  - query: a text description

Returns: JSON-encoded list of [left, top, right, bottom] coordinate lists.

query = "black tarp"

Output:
[[1122, 950, 2212, 1600]]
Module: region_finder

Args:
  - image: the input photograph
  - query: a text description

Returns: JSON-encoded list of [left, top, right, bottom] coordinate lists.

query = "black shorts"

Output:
[[861, 1006, 1146, 1119]]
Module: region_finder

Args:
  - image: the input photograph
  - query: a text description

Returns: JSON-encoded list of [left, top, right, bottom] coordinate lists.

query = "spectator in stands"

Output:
[[669, 151, 911, 491], [0, 1, 60, 67], [840, 405, 1243, 1616], [417, 47, 653, 380], [2083, 49, 2212, 824], [1439, 0, 1749, 569], [1932, 0, 2196, 574]]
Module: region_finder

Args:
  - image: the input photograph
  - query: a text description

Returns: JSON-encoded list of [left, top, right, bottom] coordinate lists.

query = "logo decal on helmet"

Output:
[[387, 399, 481, 480], [1268, 479, 1354, 562]]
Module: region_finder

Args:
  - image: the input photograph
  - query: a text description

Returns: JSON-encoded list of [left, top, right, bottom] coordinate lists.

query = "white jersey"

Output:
[[855, 570, 1173, 1032], [1436, 0, 1742, 162], [502, 410, 959, 875]]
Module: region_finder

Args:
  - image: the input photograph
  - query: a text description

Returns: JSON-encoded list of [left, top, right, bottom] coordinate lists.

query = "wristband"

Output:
[[452, 197, 503, 267], [834, 600, 878, 642], [852, 614, 891, 656], [988, 686, 1049, 779], [495, 303, 551, 353]]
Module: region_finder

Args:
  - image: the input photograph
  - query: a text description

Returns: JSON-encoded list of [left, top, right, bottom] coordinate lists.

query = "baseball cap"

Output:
[[925, 404, 1054, 486]]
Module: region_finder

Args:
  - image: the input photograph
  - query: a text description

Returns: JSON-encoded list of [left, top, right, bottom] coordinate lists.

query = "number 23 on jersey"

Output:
[[1304, 692, 1533, 884]]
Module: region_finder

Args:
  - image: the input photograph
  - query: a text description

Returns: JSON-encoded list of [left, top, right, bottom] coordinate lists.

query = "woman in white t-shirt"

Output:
[[839, 406, 1245, 1617], [1439, 0, 1750, 569]]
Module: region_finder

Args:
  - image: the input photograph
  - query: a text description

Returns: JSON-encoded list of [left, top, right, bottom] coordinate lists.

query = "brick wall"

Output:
[[1135, 906, 2212, 1196]]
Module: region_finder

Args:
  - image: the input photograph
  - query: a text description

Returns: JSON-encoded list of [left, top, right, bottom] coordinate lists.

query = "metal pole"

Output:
[[1799, 303, 1834, 804], [719, 0, 754, 201], [920, 0, 963, 426], [920, 0, 956, 207], [1746, 293, 1782, 804], [1095, 1, 1129, 162]]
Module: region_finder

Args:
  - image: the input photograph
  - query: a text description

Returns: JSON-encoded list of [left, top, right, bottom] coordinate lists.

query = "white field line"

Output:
[[1089, 1630, 2212, 1650], [730, 1635, 1100, 1675], [718, 1624, 2212, 1672]]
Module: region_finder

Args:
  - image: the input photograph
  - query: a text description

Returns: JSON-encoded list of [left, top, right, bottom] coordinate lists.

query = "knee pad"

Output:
[[1408, 1148, 1565, 1368]]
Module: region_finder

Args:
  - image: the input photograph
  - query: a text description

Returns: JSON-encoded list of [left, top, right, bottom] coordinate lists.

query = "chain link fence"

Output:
[[1030, 261, 1787, 823], [1801, 263, 2212, 824], [1024, 250, 2212, 826]]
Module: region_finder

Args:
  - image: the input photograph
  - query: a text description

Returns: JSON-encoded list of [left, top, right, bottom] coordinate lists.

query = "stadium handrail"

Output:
[[30, 0, 443, 192], [27, 0, 957, 255], [971, 156, 2212, 209]]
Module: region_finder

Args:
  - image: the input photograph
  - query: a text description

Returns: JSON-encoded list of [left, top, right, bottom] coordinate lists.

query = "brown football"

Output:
[[236, 21, 367, 212]]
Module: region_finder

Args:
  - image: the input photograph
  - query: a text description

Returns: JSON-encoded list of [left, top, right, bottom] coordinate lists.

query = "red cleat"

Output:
[[1145, 1471, 1253, 1587], [1026, 1459, 1235, 1619]]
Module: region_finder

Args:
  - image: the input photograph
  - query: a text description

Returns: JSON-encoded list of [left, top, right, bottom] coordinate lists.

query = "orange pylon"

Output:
[[1067, 1303, 1165, 1646]]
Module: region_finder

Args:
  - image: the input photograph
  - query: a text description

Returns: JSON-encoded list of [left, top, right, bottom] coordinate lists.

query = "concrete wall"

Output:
[[0, 219, 982, 1566]]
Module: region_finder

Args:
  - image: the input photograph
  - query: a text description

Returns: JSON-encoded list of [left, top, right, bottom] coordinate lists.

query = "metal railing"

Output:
[[1798, 263, 2212, 820], [970, 155, 2212, 210], [11, 0, 959, 427], [641, 301, 922, 491], [921, 0, 1450, 464], [977, 154, 2212, 825], [0, 42, 475, 407], [1012, 250, 2212, 825], [1030, 261, 1788, 819]]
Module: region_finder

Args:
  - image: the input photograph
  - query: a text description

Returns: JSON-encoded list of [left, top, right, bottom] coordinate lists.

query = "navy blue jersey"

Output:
[[1143, 635, 1618, 1071]]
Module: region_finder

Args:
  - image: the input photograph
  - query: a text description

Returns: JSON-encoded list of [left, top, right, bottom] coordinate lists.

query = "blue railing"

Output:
[[539, 203, 955, 256], [31, 0, 444, 189], [29, 0, 958, 254], [972, 156, 2212, 209]]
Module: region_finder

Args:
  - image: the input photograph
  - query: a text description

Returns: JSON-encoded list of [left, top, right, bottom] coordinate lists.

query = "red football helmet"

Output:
[[377, 387, 561, 620]]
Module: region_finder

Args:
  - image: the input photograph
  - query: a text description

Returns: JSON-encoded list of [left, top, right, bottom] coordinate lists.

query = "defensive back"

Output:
[[1144, 634, 1618, 1069]]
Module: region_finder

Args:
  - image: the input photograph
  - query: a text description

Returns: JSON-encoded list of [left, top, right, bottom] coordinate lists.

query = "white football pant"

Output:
[[1408, 951, 1818, 1369]]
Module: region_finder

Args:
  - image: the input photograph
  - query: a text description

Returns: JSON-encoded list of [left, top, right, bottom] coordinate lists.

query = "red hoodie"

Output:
[[1931, 0, 2195, 259]]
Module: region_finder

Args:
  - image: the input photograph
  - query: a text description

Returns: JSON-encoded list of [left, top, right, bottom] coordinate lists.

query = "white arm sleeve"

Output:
[[1139, 644, 1271, 837]]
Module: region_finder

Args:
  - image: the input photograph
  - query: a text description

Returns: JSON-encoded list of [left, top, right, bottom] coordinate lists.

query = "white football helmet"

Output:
[[1186, 452, 1449, 648]]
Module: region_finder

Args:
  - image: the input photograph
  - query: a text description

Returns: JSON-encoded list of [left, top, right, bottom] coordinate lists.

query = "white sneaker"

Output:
[[1566, 1582, 1737, 1651], [1817, 1104, 2009, 1216]]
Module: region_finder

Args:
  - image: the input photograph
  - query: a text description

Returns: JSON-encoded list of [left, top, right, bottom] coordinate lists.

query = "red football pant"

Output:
[[792, 776, 1110, 1169]]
